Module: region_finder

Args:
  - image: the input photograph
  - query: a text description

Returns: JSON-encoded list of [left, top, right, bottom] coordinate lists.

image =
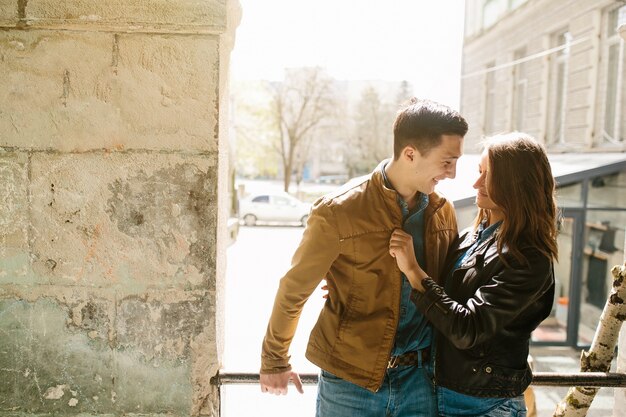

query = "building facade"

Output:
[[461, 0, 626, 351], [463, 5, 626, 411], [462, 0, 626, 152]]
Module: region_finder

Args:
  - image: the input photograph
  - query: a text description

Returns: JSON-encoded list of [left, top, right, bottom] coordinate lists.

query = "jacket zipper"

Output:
[[375, 210, 404, 393], [375, 253, 403, 392]]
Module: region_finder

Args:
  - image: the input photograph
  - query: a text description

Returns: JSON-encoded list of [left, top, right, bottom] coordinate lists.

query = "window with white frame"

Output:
[[547, 30, 571, 146], [482, 0, 528, 30], [512, 47, 527, 131], [509, 0, 527, 9], [599, 5, 626, 146], [482, 0, 507, 29], [484, 62, 497, 135]]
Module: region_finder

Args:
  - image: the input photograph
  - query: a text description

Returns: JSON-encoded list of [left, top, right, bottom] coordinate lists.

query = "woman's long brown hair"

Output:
[[474, 133, 559, 264]]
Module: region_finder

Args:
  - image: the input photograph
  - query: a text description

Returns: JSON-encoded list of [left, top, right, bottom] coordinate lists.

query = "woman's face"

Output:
[[473, 150, 500, 211]]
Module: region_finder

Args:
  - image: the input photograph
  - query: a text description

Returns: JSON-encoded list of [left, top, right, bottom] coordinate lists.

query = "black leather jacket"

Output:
[[411, 229, 554, 397]]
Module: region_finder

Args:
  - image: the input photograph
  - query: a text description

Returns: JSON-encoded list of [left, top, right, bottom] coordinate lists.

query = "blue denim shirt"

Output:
[[382, 165, 431, 355], [445, 220, 502, 291]]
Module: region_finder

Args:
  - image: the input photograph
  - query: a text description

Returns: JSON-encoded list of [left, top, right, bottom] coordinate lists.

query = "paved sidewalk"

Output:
[[530, 346, 618, 417]]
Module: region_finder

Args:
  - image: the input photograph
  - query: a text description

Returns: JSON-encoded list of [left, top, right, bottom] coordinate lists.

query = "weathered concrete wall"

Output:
[[0, 0, 239, 415]]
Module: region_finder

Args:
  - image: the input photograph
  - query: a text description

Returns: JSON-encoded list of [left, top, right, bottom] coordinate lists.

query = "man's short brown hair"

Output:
[[393, 98, 468, 159]]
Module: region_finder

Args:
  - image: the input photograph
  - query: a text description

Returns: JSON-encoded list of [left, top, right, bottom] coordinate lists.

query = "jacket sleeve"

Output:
[[411, 249, 553, 350], [260, 199, 341, 374]]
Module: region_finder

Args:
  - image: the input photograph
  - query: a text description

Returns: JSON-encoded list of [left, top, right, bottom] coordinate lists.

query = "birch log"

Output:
[[613, 232, 626, 417], [615, 325, 626, 416], [553, 262, 626, 417]]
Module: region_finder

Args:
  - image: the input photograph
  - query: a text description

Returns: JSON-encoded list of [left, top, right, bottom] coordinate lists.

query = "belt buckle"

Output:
[[387, 355, 399, 369]]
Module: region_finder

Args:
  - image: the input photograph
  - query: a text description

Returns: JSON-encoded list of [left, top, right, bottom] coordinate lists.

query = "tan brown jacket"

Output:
[[260, 162, 458, 392]]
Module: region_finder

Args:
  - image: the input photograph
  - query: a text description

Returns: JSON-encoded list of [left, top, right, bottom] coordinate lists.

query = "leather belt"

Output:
[[387, 347, 431, 368]]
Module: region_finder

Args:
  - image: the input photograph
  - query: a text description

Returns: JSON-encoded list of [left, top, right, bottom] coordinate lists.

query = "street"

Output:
[[222, 225, 321, 417], [223, 225, 324, 374]]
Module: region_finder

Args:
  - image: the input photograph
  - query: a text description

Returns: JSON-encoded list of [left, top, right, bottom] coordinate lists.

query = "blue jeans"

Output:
[[437, 386, 527, 417], [316, 362, 437, 417]]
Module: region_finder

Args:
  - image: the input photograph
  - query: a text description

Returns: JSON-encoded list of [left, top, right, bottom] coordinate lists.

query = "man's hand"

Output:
[[260, 370, 304, 395]]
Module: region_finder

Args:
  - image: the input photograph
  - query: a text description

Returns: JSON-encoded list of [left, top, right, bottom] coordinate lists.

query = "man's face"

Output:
[[411, 134, 464, 194]]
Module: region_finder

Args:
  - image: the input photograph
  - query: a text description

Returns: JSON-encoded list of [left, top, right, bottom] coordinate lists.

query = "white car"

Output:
[[239, 192, 311, 227]]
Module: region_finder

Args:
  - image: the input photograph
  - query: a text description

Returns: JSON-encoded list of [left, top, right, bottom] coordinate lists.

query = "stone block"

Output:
[[0, 294, 217, 414], [0, 31, 219, 152], [114, 34, 219, 152], [0, 30, 118, 151], [112, 350, 192, 413], [30, 152, 218, 290], [0, 151, 31, 283], [0, 298, 115, 413], [112, 293, 214, 412], [0, 1, 17, 25], [116, 294, 211, 361], [26, 0, 226, 32]]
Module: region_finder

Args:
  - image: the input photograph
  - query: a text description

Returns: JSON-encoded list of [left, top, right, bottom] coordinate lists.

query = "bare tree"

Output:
[[269, 67, 337, 192], [231, 81, 282, 179], [396, 80, 414, 105], [345, 86, 396, 177]]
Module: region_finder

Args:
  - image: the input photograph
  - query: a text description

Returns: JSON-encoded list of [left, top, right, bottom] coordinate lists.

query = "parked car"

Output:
[[238, 192, 311, 227]]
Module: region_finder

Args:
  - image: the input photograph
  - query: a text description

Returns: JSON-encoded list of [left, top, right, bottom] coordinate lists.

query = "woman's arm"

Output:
[[390, 229, 553, 350]]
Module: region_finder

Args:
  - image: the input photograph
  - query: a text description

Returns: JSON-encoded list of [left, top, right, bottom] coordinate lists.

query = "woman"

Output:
[[389, 132, 558, 417]]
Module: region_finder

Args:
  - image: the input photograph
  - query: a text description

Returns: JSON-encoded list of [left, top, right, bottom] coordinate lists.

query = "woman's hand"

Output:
[[389, 229, 428, 292]]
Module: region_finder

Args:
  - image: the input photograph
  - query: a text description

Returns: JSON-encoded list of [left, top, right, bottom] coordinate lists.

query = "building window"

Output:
[[482, 0, 528, 30], [599, 5, 626, 146], [547, 30, 571, 146], [511, 47, 527, 131], [482, 0, 507, 28], [484, 62, 497, 135]]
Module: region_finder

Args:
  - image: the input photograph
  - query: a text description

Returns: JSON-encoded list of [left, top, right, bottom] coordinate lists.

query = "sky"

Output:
[[230, 0, 466, 109]]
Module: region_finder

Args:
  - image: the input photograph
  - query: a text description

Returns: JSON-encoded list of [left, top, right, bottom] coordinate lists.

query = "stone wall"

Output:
[[0, 0, 240, 415]]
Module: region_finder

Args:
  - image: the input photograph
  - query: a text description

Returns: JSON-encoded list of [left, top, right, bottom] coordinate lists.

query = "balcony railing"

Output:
[[212, 371, 626, 388]]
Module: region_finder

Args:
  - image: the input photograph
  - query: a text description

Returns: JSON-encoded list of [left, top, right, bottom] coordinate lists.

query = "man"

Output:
[[260, 98, 468, 416]]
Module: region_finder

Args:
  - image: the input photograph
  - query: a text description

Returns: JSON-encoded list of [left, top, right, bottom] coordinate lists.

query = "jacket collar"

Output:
[[372, 159, 447, 216], [455, 223, 503, 271]]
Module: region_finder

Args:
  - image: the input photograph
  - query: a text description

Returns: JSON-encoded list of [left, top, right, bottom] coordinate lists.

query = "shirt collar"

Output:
[[476, 220, 502, 242]]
